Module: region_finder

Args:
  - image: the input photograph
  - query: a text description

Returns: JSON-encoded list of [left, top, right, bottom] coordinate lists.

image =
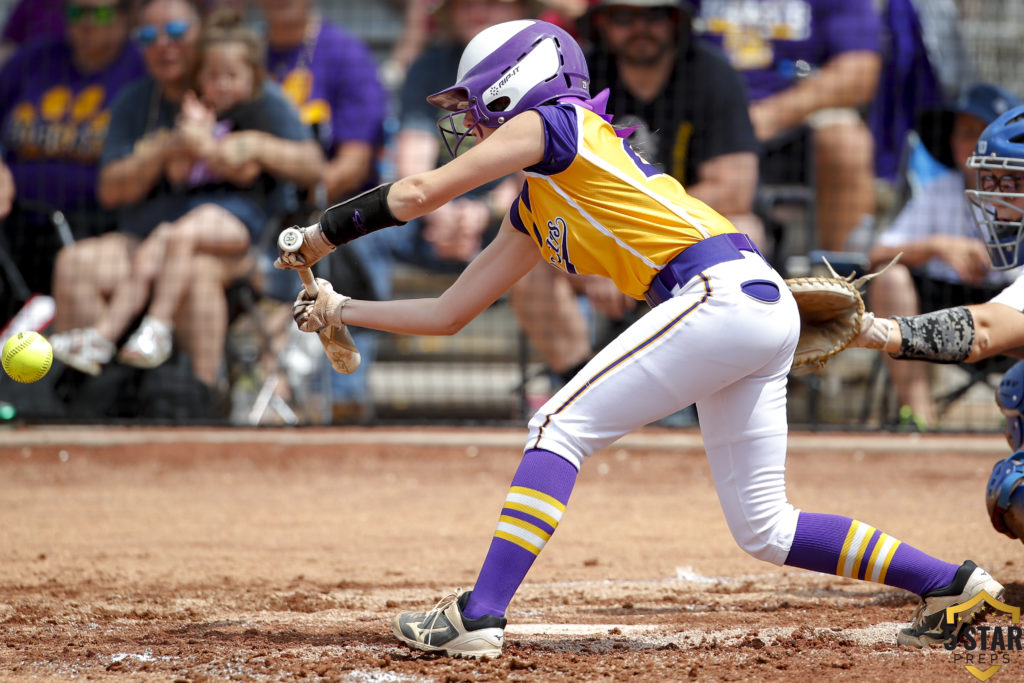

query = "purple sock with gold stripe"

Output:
[[784, 512, 958, 595], [462, 448, 577, 619]]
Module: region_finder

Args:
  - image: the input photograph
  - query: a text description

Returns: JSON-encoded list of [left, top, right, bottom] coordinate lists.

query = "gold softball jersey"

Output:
[[509, 103, 740, 300]]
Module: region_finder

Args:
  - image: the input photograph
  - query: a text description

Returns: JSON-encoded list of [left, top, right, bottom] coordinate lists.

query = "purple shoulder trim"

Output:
[[557, 88, 636, 139]]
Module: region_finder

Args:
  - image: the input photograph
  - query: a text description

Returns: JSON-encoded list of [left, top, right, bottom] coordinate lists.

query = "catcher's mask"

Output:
[[967, 104, 1024, 269], [986, 450, 1024, 541]]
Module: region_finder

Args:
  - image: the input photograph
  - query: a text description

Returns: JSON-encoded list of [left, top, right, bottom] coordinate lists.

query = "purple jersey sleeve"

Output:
[[512, 105, 580, 235], [509, 180, 531, 235], [524, 104, 579, 176]]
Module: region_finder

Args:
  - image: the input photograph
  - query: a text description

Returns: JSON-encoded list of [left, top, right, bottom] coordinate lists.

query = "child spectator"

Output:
[[49, 1, 322, 395]]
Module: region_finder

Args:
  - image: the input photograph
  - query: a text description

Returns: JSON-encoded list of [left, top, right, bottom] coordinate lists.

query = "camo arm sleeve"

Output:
[[890, 307, 975, 363]]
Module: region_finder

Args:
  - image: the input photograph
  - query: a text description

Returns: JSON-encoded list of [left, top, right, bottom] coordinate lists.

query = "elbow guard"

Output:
[[319, 183, 406, 246], [890, 307, 974, 363]]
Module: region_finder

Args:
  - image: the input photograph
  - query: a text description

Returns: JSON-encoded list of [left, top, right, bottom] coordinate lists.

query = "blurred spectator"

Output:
[[258, 0, 389, 422], [260, 0, 386, 205], [692, 0, 882, 253], [510, 0, 760, 389], [0, 0, 144, 326], [383, 0, 438, 90], [0, 0, 66, 66], [868, 0, 972, 190], [393, 0, 534, 268], [49, 0, 322, 398], [385, 0, 560, 88], [867, 82, 1022, 429], [538, 0, 595, 38]]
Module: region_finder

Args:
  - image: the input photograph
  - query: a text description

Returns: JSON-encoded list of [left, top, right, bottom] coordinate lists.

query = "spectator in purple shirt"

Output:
[[48, 0, 323, 397], [258, 0, 391, 422], [692, 0, 882, 253], [261, 0, 387, 203], [0, 0, 144, 307]]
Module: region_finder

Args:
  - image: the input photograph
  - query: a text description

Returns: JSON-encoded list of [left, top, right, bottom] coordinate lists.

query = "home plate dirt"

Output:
[[0, 426, 1021, 682]]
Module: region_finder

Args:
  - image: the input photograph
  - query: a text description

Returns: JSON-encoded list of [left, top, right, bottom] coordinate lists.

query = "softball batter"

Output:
[[276, 20, 1001, 659]]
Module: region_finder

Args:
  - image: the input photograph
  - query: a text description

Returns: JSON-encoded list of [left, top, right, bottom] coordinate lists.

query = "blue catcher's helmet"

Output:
[[996, 359, 1024, 450], [966, 104, 1024, 269], [986, 451, 1024, 540]]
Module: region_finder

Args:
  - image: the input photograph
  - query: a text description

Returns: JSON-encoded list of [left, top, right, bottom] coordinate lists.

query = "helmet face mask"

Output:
[[965, 189, 1024, 270], [428, 20, 591, 158], [966, 104, 1024, 270]]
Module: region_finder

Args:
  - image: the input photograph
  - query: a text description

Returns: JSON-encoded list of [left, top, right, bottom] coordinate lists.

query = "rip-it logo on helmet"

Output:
[[427, 19, 591, 158]]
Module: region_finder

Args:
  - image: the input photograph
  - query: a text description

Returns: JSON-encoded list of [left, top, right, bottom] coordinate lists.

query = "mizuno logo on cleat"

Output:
[[407, 623, 452, 641]]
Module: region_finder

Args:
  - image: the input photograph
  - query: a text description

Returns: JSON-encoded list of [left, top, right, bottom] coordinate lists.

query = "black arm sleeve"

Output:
[[319, 183, 406, 246]]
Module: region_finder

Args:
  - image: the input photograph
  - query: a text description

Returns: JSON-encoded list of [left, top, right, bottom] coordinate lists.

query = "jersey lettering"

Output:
[[545, 216, 576, 273]]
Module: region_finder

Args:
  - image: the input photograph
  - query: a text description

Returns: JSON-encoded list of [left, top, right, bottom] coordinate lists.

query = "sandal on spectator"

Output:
[[118, 316, 173, 369], [50, 327, 116, 376]]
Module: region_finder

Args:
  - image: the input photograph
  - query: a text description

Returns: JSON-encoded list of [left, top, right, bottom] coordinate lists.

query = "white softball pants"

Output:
[[526, 251, 802, 565]]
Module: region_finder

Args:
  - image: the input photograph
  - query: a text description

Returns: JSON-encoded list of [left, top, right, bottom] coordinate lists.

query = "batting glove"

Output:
[[848, 312, 895, 351], [274, 223, 336, 270], [293, 277, 351, 333]]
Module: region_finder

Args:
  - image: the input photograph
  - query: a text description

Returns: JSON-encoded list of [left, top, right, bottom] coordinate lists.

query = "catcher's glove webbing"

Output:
[[785, 256, 898, 375]]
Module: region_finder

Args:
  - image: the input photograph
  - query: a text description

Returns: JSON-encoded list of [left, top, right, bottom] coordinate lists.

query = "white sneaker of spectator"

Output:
[[118, 316, 172, 369], [50, 327, 115, 376]]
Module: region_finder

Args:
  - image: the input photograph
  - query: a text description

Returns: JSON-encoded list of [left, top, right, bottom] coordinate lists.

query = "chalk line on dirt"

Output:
[[0, 425, 1006, 455]]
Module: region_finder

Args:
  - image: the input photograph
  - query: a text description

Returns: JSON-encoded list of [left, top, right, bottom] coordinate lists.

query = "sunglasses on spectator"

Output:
[[133, 20, 191, 46], [980, 173, 1024, 194], [66, 4, 121, 25], [603, 6, 676, 26]]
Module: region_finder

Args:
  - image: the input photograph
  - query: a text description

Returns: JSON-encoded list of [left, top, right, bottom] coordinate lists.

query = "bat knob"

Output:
[[278, 227, 303, 252]]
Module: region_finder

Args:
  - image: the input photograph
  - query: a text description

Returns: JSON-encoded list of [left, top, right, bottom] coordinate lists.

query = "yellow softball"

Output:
[[2, 331, 53, 384]]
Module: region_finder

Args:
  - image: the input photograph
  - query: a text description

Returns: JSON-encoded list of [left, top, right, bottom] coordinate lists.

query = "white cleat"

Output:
[[898, 560, 1005, 647], [392, 589, 506, 659]]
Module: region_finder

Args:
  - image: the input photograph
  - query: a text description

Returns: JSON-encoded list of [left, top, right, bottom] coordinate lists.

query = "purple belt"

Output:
[[644, 233, 764, 307]]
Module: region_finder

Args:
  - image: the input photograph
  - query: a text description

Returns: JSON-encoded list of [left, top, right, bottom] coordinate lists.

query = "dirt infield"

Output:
[[1, 426, 1022, 682]]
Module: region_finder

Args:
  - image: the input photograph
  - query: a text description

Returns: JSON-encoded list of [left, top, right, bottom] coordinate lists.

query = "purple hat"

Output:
[[427, 19, 590, 157]]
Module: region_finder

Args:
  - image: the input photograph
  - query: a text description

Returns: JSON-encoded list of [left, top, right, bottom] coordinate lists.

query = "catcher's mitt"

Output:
[[785, 256, 898, 375]]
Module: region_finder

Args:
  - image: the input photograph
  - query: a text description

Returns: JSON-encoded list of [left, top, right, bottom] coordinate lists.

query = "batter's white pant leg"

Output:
[[696, 366, 800, 566], [526, 253, 799, 497]]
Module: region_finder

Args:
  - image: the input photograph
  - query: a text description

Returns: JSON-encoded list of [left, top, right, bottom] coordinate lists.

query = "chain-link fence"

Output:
[[1, 0, 1022, 431]]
